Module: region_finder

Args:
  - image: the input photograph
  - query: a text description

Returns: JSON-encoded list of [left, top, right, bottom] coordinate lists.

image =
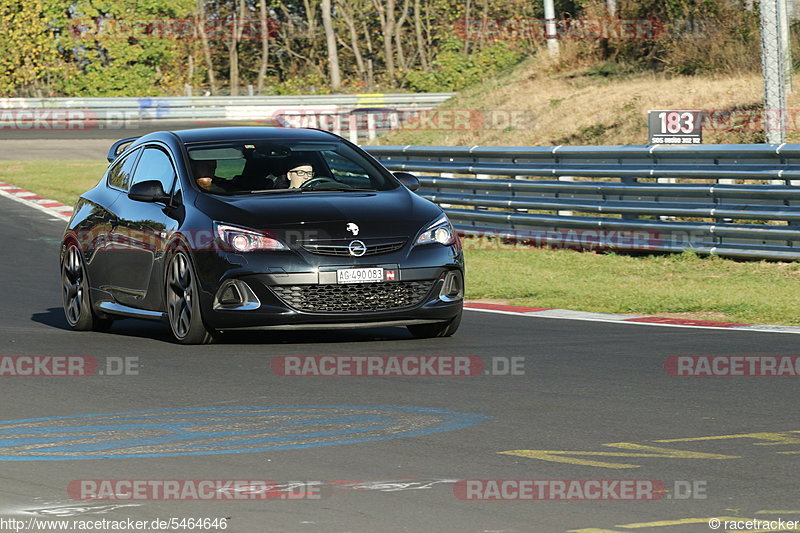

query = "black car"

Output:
[[60, 127, 464, 344]]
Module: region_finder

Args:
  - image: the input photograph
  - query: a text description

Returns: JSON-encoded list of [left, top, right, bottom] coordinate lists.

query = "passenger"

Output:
[[193, 160, 228, 193]]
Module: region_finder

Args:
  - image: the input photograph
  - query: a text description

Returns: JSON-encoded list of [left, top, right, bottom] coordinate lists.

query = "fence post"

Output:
[[760, 0, 789, 143], [543, 0, 560, 58]]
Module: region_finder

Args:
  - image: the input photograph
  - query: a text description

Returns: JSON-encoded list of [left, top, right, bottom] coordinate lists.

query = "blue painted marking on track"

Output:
[[0, 405, 490, 460]]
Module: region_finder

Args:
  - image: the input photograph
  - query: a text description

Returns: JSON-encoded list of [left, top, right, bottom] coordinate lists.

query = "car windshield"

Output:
[[187, 140, 397, 195]]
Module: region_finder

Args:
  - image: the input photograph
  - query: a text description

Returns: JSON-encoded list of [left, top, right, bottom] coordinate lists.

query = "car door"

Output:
[[84, 148, 141, 296], [109, 145, 178, 310]]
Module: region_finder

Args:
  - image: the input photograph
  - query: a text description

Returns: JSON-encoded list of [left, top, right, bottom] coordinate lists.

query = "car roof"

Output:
[[109, 127, 346, 163], [171, 126, 338, 144]]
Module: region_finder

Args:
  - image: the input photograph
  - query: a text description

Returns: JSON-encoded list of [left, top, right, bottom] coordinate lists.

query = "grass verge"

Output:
[[3, 159, 798, 326], [466, 248, 800, 325], [0, 160, 107, 206]]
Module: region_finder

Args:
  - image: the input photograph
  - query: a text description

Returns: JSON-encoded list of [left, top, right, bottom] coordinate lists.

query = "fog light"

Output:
[[213, 280, 261, 310], [218, 283, 243, 305], [439, 271, 464, 301]]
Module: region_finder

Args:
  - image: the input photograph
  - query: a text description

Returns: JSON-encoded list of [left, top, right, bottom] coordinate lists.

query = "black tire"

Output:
[[407, 308, 462, 338], [61, 242, 114, 332], [165, 248, 215, 345]]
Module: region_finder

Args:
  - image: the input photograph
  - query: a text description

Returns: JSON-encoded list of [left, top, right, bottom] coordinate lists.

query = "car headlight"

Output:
[[415, 216, 458, 246], [214, 222, 287, 252]]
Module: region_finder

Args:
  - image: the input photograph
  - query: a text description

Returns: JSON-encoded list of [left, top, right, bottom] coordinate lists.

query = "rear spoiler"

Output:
[[107, 137, 140, 163]]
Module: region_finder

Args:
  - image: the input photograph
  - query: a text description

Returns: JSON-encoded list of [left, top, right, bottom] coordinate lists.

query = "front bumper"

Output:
[[194, 247, 464, 330]]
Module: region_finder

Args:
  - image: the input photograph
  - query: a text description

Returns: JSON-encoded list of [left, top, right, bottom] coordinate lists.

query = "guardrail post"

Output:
[[348, 113, 358, 143], [557, 175, 574, 216], [657, 176, 677, 220], [619, 173, 639, 221]]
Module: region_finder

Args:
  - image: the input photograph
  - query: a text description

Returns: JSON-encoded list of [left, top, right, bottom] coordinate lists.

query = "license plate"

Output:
[[336, 267, 384, 284]]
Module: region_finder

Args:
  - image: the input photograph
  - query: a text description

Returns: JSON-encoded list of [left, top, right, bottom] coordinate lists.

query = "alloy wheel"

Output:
[[167, 252, 193, 339], [61, 244, 85, 327]]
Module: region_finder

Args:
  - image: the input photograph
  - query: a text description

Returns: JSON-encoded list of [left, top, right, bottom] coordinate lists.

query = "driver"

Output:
[[286, 164, 315, 188]]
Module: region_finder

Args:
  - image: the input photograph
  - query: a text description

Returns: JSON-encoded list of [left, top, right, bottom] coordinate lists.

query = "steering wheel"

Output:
[[299, 176, 343, 189]]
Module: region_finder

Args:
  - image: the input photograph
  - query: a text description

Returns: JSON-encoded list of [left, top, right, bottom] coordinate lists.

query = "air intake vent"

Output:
[[271, 280, 435, 313]]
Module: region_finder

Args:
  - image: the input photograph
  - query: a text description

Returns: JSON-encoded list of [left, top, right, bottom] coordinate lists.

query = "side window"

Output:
[[131, 147, 177, 194], [107, 148, 141, 191]]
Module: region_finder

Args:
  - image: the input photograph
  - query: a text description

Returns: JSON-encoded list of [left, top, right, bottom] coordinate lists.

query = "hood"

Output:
[[194, 187, 443, 241]]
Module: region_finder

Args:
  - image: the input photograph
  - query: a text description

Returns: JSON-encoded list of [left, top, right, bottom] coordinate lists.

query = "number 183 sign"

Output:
[[648, 110, 703, 144]]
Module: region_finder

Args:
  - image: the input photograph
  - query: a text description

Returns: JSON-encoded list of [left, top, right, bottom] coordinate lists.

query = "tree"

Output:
[[1, 0, 540, 96], [336, 0, 367, 82], [196, 0, 219, 94], [372, 0, 395, 81], [0, 0, 64, 96], [256, 0, 270, 92], [321, 0, 341, 89]]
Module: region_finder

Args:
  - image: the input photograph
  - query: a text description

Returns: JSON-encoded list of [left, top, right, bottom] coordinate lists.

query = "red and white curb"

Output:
[[464, 302, 800, 335], [0, 182, 73, 221]]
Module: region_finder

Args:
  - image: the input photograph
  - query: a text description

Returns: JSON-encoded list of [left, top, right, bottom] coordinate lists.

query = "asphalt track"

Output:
[[1, 194, 800, 533], [0, 120, 273, 160]]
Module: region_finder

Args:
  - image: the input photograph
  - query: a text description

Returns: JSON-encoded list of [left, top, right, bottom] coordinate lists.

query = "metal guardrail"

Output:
[[365, 143, 800, 260], [0, 93, 454, 120]]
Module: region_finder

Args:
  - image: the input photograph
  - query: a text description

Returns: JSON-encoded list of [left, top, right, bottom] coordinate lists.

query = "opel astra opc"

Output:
[[60, 127, 464, 344]]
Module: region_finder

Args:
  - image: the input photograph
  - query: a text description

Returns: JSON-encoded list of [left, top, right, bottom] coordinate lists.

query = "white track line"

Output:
[[464, 306, 800, 335]]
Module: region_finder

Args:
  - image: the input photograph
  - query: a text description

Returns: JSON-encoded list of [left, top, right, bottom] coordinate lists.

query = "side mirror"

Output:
[[128, 180, 170, 203], [394, 172, 420, 192]]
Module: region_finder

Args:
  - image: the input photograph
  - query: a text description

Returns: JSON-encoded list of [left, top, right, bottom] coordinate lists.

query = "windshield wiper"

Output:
[[245, 189, 302, 194], [304, 187, 377, 192], [239, 187, 377, 194]]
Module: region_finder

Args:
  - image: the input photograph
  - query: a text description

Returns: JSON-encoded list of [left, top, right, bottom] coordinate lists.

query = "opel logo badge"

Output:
[[348, 240, 367, 257]]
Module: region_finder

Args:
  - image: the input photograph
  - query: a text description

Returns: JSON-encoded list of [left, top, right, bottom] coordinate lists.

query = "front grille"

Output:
[[271, 280, 435, 313], [301, 239, 407, 257]]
